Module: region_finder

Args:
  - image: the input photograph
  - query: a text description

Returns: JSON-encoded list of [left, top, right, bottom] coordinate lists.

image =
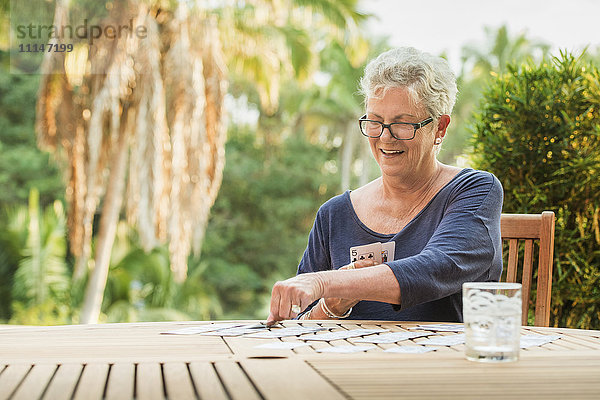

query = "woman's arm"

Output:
[[387, 173, 503, 310], [267, 171, 503, 325], [267, 265, 400, 325], [299, 259, 376, 320]]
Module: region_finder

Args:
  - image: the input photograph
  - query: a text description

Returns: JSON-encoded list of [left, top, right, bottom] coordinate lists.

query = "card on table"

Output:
[[254, 342, 311, 350], [417, 333, 466, 346], [199, 327, 267, 337], [301, 328, 388, 341], [160, 323, 244, 335], [315, 345, 376, 354], [520, 334, 562, 348], [245, 326, 326, 339], [354, 331, 431, 344], [412, 323, 465, 332], [384, 346, 436, 354]]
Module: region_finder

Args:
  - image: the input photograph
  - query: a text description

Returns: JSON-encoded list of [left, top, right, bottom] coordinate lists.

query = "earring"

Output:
[[434, 138, 442, 145]]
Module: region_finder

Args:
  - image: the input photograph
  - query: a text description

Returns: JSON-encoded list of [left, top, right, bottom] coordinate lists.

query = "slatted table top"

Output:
[[1, 320, 599, 399]]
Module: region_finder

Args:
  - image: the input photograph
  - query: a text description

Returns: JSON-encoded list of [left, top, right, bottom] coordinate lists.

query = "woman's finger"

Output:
[[268, 273, 324, 321], [279, 290, 292, 319], [354, 259, 377, 268], [266, 312, 280, 327], [290, 297, 307, 316], [269, 282, 283, 321], [340, 259, 376, 270]]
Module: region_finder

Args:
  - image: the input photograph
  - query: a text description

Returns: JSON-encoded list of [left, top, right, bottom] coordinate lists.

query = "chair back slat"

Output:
[[535, 211, 555, 326], [521, 239, 534, 325], [501, 214, 542, 238], [506, 239, 519, 283], [500, 211, 555, 326]]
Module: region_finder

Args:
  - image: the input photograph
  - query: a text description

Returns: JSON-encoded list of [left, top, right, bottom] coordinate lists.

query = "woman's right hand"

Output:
[[266, 259, 378, 325]]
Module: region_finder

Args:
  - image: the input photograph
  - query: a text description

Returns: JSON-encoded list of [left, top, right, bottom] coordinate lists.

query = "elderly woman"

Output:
[[267, 47, 503, 325]]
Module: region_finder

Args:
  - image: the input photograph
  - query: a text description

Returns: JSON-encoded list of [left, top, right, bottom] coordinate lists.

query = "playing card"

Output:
[[315, 345, 376, 353], [354, 331, 431, 344], [417, 334, 465, 346], [243, 322, 282, 329], [245, 327, 326, 339], [200, 327, 264, 337], [381, 241, 395, 263], [384, 346, 436, 354], [520, 334, 562, 349], [254, 342, 311, 350], [350, 242, 382, 264], [160, 323, 244, 335], [412, 324, 465, 332], [301, 328, 388, 341]]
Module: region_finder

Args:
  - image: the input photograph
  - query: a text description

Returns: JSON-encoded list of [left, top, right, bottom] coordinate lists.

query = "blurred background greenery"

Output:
[[0, 0, 598, 328]]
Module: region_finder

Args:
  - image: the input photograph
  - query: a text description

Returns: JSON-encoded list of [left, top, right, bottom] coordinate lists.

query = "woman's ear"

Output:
[[434, 115, 451, 143]]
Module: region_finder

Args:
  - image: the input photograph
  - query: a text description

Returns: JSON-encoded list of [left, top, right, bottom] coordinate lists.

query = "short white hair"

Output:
[[359, 47, 458, 117]]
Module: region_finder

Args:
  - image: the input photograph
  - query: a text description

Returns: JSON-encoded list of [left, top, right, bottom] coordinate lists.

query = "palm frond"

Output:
[[292, 0, 369, 28], [11, 190, 69, 308], [277, 25, 313, 81]]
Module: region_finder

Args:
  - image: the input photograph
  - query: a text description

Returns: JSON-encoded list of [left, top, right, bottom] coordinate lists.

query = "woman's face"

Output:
[[365, 86, 442, 181]]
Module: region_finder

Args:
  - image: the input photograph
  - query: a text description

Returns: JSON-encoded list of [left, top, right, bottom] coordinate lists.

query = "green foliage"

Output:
[[0, 56, 64, 207], [200, 124, 339, 319], [0, 1, 358, 325], [293, 0, 369, 29], [0, 189, 71, 325], [0, 53, 67, 324], [0, 208, 22, 320], [471, 52, 600, 329], [100, 225, 222, 323], [12, 190, 69, 305], [444, 25, 550, 164], [94, 119, 341, 323], [0, 120, 338, 325]]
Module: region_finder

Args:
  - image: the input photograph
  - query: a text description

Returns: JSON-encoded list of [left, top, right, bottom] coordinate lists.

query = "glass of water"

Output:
[[463, 282, 522, 362]]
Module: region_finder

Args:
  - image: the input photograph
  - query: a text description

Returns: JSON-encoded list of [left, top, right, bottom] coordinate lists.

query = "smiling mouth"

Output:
[[380, 149, 405, 156]]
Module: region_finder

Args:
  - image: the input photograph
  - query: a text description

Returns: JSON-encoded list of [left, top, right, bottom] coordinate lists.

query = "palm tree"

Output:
[[219, 0, 369, 155], [35, 0, 369, 323], [218, 0, 368, 116], [36, 0, 227, 323], [461, 25, 550, 77]]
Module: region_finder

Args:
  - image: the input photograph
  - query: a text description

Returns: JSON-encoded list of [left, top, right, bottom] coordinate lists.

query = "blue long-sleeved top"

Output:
[[297, 168, 503, 322]]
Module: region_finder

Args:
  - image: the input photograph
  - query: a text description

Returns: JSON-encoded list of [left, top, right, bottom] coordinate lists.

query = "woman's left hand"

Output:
[[266, 272, 326, 326]]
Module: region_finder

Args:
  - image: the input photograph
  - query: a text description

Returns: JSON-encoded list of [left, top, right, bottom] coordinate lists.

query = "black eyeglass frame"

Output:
[[358, 114, 434, 140]]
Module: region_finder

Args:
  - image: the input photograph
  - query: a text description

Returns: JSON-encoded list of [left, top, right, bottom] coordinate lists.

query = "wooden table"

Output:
[[1, 320, 599, 399]]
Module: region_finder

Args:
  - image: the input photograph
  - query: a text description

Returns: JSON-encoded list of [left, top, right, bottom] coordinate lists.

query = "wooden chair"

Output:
[[500, 211, 555, 326]]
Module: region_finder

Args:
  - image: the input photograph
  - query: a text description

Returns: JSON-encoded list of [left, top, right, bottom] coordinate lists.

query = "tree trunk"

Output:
[[70, 125, 88, 281], [359, 136, 372, 187], [340, 121, 356, 191], [80, 109, 131, 324]]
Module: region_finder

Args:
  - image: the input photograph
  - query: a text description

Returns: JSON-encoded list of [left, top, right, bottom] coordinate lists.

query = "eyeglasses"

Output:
[[358, 115, 434, 140]]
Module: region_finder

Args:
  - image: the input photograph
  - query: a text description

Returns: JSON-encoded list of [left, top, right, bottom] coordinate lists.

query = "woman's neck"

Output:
[[379, 160, 444, 201]]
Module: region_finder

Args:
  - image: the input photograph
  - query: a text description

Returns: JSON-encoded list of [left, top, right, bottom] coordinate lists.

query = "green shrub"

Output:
[[471, 52, 600, 329]]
